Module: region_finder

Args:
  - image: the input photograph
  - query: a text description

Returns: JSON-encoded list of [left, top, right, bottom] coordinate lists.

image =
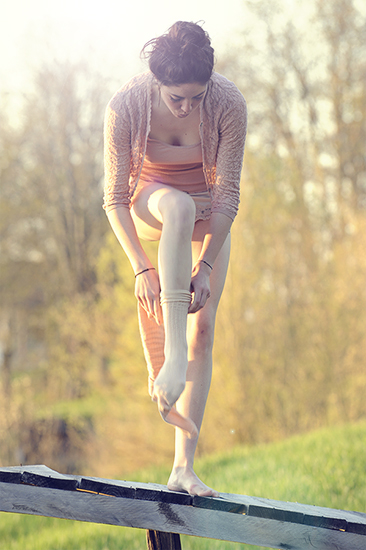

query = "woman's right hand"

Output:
[[135, 268, 163, 325]]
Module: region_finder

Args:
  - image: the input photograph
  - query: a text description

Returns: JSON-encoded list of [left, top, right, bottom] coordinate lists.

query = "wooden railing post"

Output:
[[146, 530, 182, 550]]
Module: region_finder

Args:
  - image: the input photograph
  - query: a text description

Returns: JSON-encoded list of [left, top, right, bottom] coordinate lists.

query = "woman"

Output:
[[103, 21, 247, 497]]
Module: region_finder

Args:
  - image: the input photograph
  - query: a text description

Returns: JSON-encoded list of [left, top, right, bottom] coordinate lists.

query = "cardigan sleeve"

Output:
[[211, 90, 247, 220], [103, 95, 132, 213]]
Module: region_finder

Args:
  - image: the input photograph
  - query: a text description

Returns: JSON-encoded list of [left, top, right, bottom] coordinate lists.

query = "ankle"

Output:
[[172, 462, 193, 472]]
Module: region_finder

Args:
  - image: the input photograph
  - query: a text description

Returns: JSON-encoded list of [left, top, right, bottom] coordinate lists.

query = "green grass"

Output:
[[1, 421, 365, 550]]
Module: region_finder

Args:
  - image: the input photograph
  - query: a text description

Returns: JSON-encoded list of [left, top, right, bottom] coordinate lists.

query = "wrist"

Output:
[[194, 260, 213, 275], [135, 267, 155, 278], [132, 259, 154, 275], [200, 259, 213, 271]]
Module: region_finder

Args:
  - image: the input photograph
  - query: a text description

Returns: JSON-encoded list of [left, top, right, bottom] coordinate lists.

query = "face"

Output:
[[159, 82, 207, 119]]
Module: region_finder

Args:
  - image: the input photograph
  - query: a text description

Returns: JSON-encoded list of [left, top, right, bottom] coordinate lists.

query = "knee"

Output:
[[160, 191, 196, 230]]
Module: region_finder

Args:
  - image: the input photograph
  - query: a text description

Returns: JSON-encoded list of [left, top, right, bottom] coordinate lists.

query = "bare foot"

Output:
[[167, 466, 219, 497]]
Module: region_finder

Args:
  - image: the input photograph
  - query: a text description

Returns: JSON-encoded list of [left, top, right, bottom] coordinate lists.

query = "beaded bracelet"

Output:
[[135, 267, 155, 278]]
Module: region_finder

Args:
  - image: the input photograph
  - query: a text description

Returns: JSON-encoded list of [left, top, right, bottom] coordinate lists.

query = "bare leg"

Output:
[[138, 298, 198, 438], [155, 289, 198, 438], [168, 228, 231, 496], [137, 303, 165, 395]]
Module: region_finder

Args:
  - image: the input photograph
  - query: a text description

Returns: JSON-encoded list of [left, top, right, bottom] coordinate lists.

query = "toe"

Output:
[[190, 484, 219, 497]]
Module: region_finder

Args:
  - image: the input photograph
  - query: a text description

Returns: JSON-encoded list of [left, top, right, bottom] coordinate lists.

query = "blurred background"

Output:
[[0, 0, 365, 479]]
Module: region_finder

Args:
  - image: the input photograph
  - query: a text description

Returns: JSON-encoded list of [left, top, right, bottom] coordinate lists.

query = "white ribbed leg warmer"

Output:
[[138, 289, 197, 438], [154, 289, 198, 438], [137, 289, 191, 399], [160, 289, 191, 369]]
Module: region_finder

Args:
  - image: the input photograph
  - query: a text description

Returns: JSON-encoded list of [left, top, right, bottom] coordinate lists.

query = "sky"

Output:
[[0, 0, 248, 92], [2, 0, 364, 113]]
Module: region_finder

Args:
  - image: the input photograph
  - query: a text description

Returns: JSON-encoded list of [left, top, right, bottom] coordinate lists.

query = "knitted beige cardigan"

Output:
[[103, 71, 247, 221]]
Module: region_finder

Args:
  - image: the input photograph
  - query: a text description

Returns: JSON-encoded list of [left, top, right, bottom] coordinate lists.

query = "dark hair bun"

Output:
[[142, 21, 215, 85]]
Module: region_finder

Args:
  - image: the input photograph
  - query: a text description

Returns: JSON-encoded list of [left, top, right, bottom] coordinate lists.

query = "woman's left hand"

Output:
[[189, 262, 212, 313]]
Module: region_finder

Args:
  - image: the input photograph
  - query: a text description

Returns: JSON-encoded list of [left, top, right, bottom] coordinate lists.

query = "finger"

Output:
[[154, 299, 163, 325], [141, 299, 152, 317], [188, 291, 207, 313], [148, 302, 156, 320], [188, 302, 199, 314], [188, 290, 200, 312], [189, 301, 202, 314], [138, 296, 148, 314], [142, 295, 157, 319]]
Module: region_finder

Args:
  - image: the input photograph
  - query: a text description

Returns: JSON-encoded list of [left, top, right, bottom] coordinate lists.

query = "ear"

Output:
[[154, 78, 162, 106]]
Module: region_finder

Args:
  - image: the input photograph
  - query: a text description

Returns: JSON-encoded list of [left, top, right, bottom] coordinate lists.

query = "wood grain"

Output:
[[146, 530, 182, 550]]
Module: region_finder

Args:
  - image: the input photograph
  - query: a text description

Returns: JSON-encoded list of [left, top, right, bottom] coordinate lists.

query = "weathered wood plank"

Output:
[[0, 465, 365, 550]]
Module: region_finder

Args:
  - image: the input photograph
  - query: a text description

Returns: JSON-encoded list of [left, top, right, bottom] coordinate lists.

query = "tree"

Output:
[[220, 0, 366, 233], [18, 60, 111, 295], [0, 61, 115, 470], [199, 0, 366, 452]]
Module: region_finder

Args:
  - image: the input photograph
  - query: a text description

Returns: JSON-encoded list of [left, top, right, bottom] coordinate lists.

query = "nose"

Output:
[[181, 99, 193, 113]]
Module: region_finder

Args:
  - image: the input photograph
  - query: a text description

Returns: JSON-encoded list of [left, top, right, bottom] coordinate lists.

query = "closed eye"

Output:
[[170, 93, 205, 102]]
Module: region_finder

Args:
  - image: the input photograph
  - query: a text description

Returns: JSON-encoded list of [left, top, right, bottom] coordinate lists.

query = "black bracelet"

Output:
[[201, 260, 213, 270], [135, 267, 155, 278]]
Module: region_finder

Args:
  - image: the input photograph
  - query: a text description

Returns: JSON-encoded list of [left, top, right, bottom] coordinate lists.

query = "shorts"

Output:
[[132, 183, 212, 223], [189, 190, 212, 222]]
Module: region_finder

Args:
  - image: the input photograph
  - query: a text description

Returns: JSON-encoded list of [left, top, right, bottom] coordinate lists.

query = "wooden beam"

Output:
[[146, 530, 182, 550], [0, 465, 365, 550]]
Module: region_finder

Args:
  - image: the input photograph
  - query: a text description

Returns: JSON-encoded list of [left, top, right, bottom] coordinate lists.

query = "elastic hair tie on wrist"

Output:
[[135, 267, 155, 278], [201, 260, 213, 270]]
